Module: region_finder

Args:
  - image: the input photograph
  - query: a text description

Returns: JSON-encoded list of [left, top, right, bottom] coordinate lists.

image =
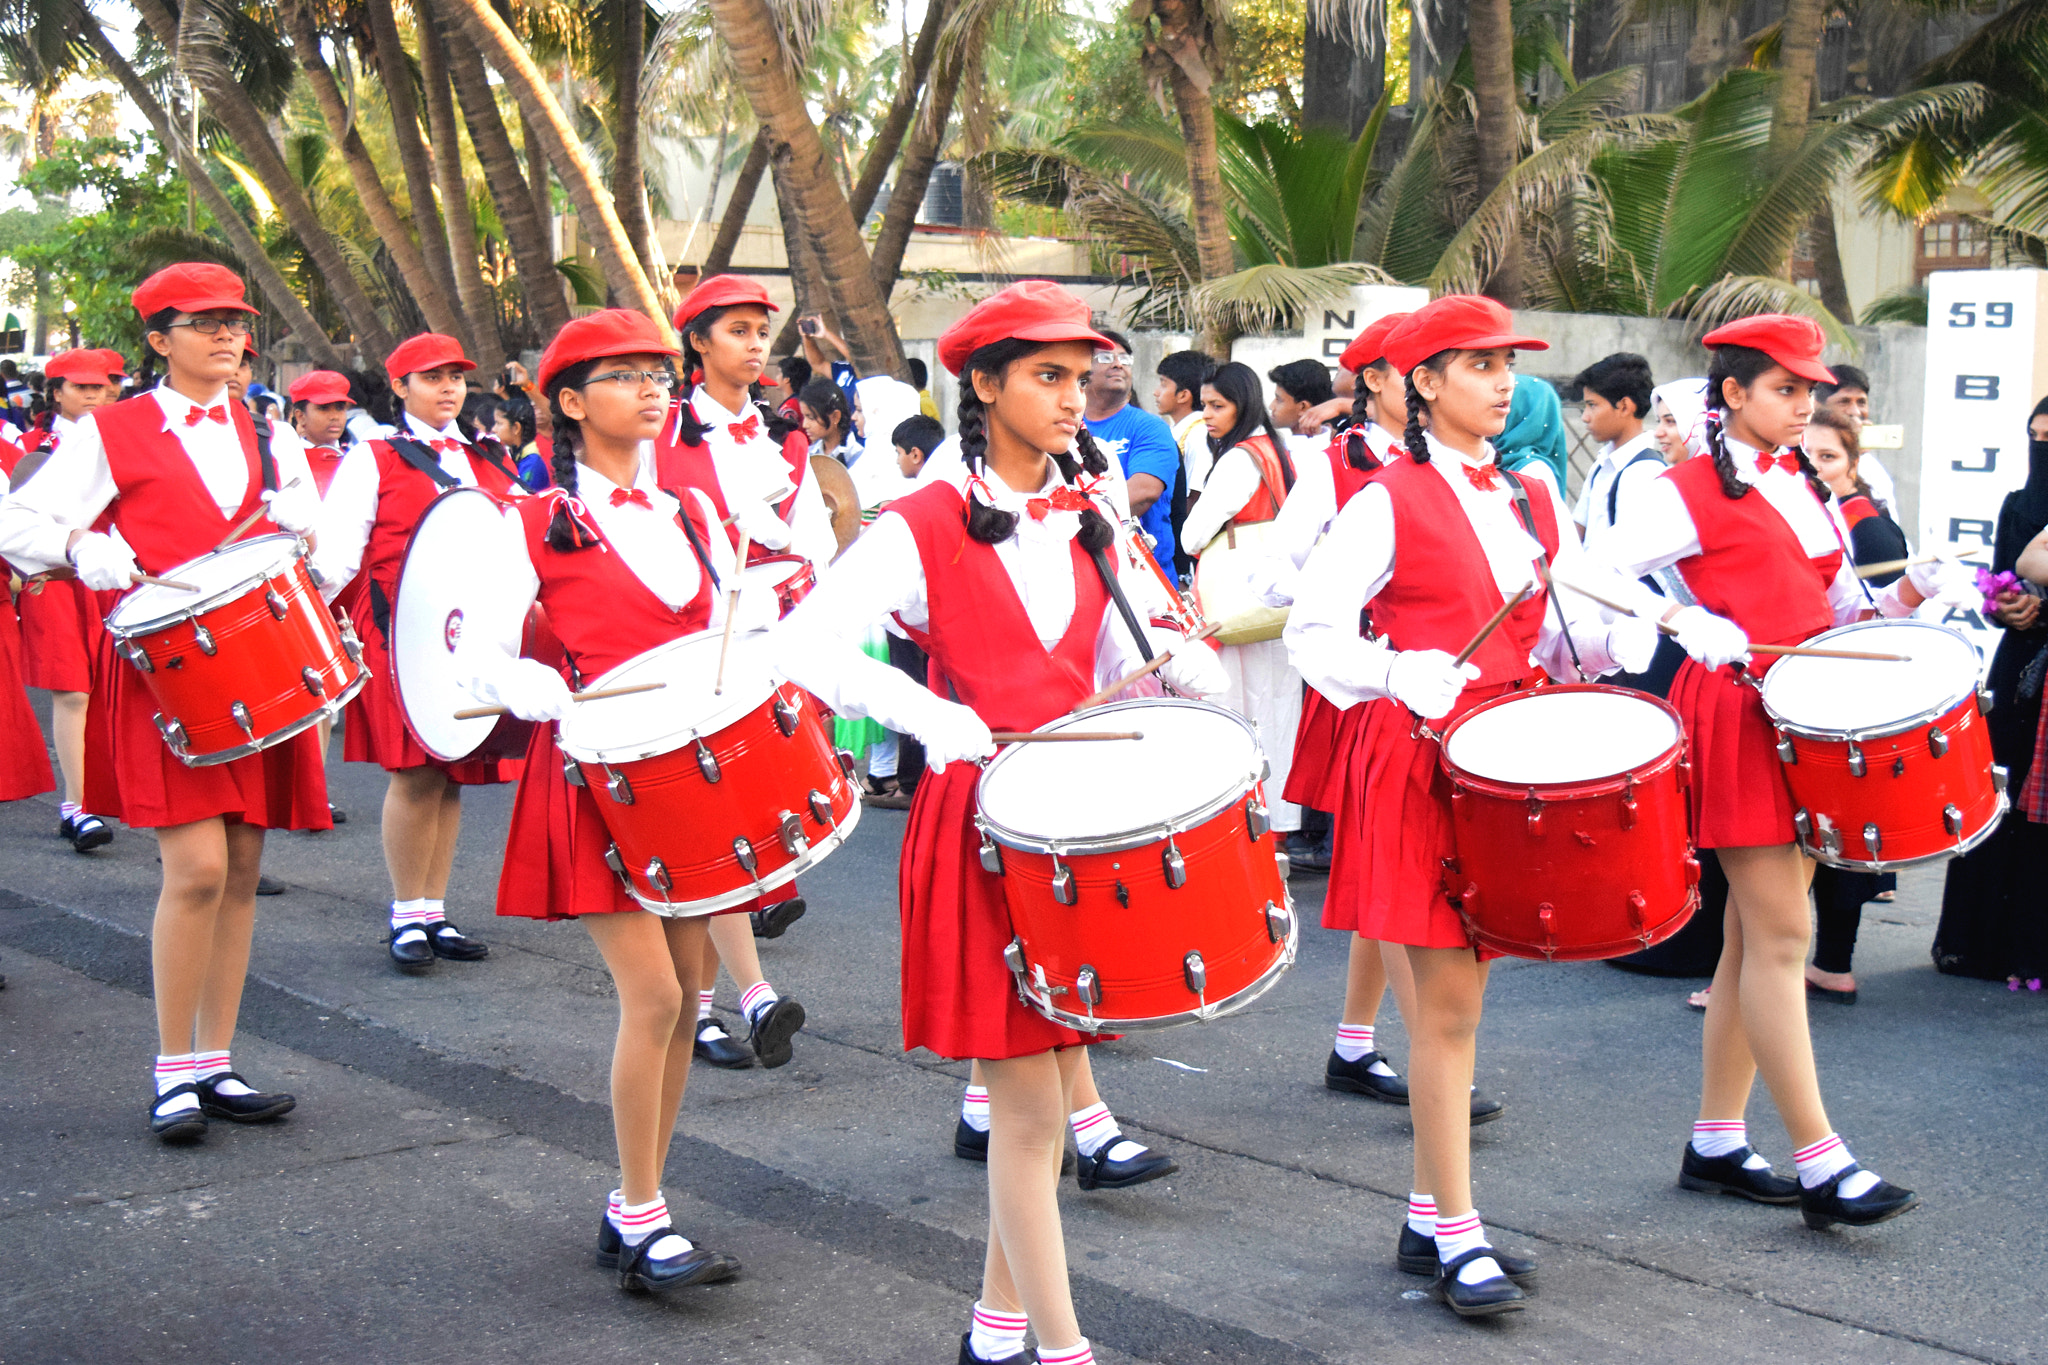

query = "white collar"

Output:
[[404, 412, 463, 443], [690, 385, 753, 428], [948, 459, 1102, 545], [1424, 429, 1497, 472], [1598, 430, 1656, 468], [153, 382, 233, 430], [575, 457, 674, 514]]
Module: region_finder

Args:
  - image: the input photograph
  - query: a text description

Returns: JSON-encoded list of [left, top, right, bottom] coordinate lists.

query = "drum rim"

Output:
[[1438, 682, 1687, 798], [390, 485, 526, 764], [106, 533, 303, 637], [556, 628, 780, 764], [162, 671, 366, 767], [974, 697, 1269, 856], [618, 796, 865, 917], [1760, 619, 1982, 742], [1795, 780, 2009, 871]]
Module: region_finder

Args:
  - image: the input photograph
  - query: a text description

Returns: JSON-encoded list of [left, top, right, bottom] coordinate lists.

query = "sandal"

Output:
[[860, 773, 912, 810]]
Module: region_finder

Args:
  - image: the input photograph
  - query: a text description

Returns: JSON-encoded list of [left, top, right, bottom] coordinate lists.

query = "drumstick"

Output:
[[1071, 620, 1225, 711], [1854, 550, 1989, 580], [712, 531, 751, 696], [1453, 583, 1535, 667], [1552, 576, 1912, 662], [451, 680, 666, 721], [27, 567, 200, 592], [215, 477, 304, 552], [990, 730, 1145, 743]]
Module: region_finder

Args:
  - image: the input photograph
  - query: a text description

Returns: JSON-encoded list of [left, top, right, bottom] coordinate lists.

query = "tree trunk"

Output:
[[612, 0, 656, 279], [1807, 197, 1854, 323], [81, 18, 347, 368], [367, 0, 464, 339], [704, 127, 769, 276], [1302, 5, 1383, 137], [521, 109, 553, 250], [443, 23, 572, 336], [436, 0, 668, 328], [137, 0, 396, 358], [868, 10, 972, 300], [1771, 0, 1827, 158], [705, 0, 906, 377], [1468, 0, 1524, 306], [847, 0, 950, 225], [418, 12, 501, 355], [284, 0, 467, 341], [1141, 1, 1232, 349]]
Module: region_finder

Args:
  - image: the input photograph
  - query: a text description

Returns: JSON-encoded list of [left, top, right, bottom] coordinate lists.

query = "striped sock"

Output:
[[390, 898, 433, 936], [606, 1189, 622, 1226], [422, 898, 447, 923], [1334, 1023, 1374, 1061], [1069, 1102, 1124, 1160], [59, 801, 81, 821], [739, 981, 778, 1025], [961, 1084, 991, 1133], [153, 1054, 199, 1115], [697, 989, 715, 1022], [192, 1050, 257, 1097], [965, 1300, 1029, 1362], [1794, 1133, 1879, 1197], [1406, 1192, 1436, 1237], [1434, 1209, 1503, 1285], [1037, 1340, 1094, 1365], [613, 1194, 692, 1260], [1691, 1120, 1748, 1159]]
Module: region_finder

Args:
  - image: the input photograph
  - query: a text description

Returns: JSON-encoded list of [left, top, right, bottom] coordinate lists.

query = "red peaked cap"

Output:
[[1337, 311, 1412, 373], [672, 274, 777, 333], [1382, 295, 1548, 376], [1700, 313, 1835, 385], [94, 349, 128, 378], [385, 332, 475, 382], [289, 370, 353, 405], [131, 262, 258, 320], [938, 280, 1114, 377], [45, 349, 117, 386], [538, 308, 680, 393]]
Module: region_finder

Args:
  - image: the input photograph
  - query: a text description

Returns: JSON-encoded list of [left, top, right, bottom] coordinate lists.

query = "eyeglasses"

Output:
[[584, 369, 678, 390], [171, 316, 254, 337], [1092, 351, 1127, 367]]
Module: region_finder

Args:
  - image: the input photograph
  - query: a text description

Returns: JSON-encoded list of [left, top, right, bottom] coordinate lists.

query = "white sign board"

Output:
[[1228, 284, 1430, 389]]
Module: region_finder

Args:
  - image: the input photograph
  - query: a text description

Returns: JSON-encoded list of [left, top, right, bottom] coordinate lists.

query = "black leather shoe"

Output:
[[952, 1116, 1075, 1173], [1678, 1143, 1800, 1204], [751, 897, 806, 939], [1397, 1222, 1536, 1285], [255, 875, 287, 896], [1431, 1246, 1527, 1317], [1470, 1088, 1506, 1126], [748, 997, 805, 1069], [425, 920, 489, 961], [388, 925, 436, 974], [68, 813, 112, 853], [150, 1084, 208, 1144], [1075, 1140, 1178, 1191], [329, 805, 347, 824], [958, 1333, 1038, 1364], [595, 1213, 621, 1269], [693, 1017, 755, 1069], [195, 1072, 296, 1123], [617, 1226, 741, 1292], [1800, 1164, 1919, 1230], [1325, 1050, 1409, 1102], [1284, 833, 1331, 873]]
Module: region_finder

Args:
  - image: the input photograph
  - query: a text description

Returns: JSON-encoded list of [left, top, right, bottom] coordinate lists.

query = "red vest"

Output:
[[0, 435, 24, 477], [305, 445, 346, 498], [1665, 455, 1836, 649], [1368, 457, 1558, 689], [513, 492, 716, 682], [1325, 433, 1379, 512], [887, 482, 1110, 733], [93, 394, 269, 573], [1228, 435, 1289, 525], [362, 435, 521, 598], [653, 397, 809, 561]]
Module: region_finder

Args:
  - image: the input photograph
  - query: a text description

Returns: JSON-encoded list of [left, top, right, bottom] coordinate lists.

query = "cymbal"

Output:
[[810, 454, 862, 558]]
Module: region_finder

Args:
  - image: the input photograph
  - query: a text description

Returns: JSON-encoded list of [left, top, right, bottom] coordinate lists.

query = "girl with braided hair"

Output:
[[771, 282, 1224, 1365]]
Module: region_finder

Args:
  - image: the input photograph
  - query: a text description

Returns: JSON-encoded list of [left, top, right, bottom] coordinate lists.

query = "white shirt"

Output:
[[310, 411, 487, 589], [1572, 430, 1664, 542], [345, 410, 389, 446], [688, 386, 838, 569], [1172, 412, 1212, 492], [1251, 424, 1395, 608], [1284, 431, 1621, 709], [1180, 440, 1275, 554], [0, 385, 315, 573]]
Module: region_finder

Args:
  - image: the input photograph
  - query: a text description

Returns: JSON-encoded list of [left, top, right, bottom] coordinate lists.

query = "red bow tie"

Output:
[[727, 414, 760, 443], [311, 446, 340, 459], [610, 487, 653, 509], [183, 405, 228, 427], [1754, 451, 1801, 475], [1023, 487, 1094, 521], [1462, 460, 1500, 492], [430, 438, 464, 454]]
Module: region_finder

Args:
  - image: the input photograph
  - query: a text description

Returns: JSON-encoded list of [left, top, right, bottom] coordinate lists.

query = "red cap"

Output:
[[385, 332, 475, 382], [45, 349, 117, 386], [1338, 312, 1411, 373], [1382, 295, 1548, 376], [132, 262, 257, 320], [289, 370, 353, 405], [1700, 313, 1835, 385], [672, 274, 776, 333], [95, 349, 128, 378], [241, 338, 259, 362], [537, 309, 680, 393], [938, 280, 1114, 377]]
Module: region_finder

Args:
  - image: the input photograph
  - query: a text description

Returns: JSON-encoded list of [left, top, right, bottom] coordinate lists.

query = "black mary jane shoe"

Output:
[[388, 925, 436, 974], [195, 1072, 296, 1123], [150, 1084, 209, 1144], [255, 875, 287, 896], [1678, 1143, 1800, 1205], [329, 804, 347, 824], [596, 1214, 622, 1269], [1325, 1050, 1410, 1103], [1075, 1140, 1178, 1192], [1470, 1088, 1506, 1126], [617, 1227, 741, 1293], [1431, 1246, 1527, 1318], [751, 897, 807, 940], [1398, 1223, 1536, 1286], [425, 920, 490, 962], [693, 1017, 756, 1069], [748, 997, 806, 1069], [68, 813, 112, 853], [958, 1333, 1038, 1364], [952, 1116, 1075, 1173], [1800, 1164, 1919, 1230]]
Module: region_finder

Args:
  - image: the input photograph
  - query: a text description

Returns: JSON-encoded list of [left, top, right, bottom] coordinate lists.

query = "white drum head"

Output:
[[978, 699, 1262, 843], [556, 629, 777, 764], [1761, 620, 1978, 734], [392, 488, 531, 762], [740, 559, 807, 593], [1445, 688, 1679, 785], [108, 534, 299, 632]]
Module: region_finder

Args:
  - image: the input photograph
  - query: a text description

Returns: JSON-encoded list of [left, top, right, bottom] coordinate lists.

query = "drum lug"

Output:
[[1275, 849, 1291, 880], [231, 700, 255, 741], [978, 832, 1005, 876], [153, 714, 190, 756], [1774, 732, 1796, 764], [1846, 742, 1865, 778], [695, 740, 721, 783], [120, 640, 155, 673], [1243, 795, 1269, 841], [1525, 788, 1544, 836], [605, 768, 634, 804], [1793, 808, 1813, 845], [733, 836, 759, 878], [1927, 725, 1949, 758], [603, 843, 626, 877], [1943, 804, 1964, 838], [1162, 839, 1187, 889], [1683, 853, 1701, 887], [1264, 899, 1293, 945], [1815, 816, 1842, 857], [1862, 823, 1882, 858], [808, 788, 833, 825], [338, 616, 364, 663], [562, 754, 586, 786], [835, 748, 857, 779], [773, 695, 801, 738], [1003, 938, 1027, 978], [1050, 859, 1077, 906], [1993, 764, 2009, 794], [301, 666, 326, 698], [1536, 903, 1558, 961], [1619, 775, 1638, 830], [192, 622, 217, 656], [646, 857, 673, 895], [776, 810, 810, 856], [1627, 890, 1650, 944], [1182, 951, 1206, 996], [266, 588, 289, 621], [1892, 755, 1906, 778], [1074, 965, 1102, 1008]]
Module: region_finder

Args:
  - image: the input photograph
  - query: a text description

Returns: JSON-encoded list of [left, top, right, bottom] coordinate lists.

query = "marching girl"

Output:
[[1286, 295, 1655, 1317], [0, 431, 56, 806], [311, 334, 526, 974], [275, 370, 358, 822], [1585, 315, 1969, 1230], [0, 263, 328, 1141], [457, 308, 747, 1293], [771, 281, 1223, 1365]]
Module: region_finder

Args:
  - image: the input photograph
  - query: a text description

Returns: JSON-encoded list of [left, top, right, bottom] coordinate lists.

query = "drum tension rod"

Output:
[[1928, 726, 1949, 758], [1162, 840, 1187, 889]]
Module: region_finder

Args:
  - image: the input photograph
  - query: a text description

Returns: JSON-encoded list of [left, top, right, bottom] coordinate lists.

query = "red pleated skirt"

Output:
[[0, 593, 54, 801], [341, 600, 516, 785], [82, 630, 330, 830], [900, 759, 1107, 1060], [16, 577, 102, 693], [1284, 685, 1365, 814], [1667, 656, 1797, 849]]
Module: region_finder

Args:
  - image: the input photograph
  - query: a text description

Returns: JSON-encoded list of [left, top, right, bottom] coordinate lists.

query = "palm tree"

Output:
[[364, 0, 467, 340], [1133, 0, 1233, 350], [416, 10, 501, 353], [1466, 0, 1521, 303]]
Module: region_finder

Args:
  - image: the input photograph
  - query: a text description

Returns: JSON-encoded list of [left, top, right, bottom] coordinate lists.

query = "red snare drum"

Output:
[[1439, 684, 1698, 961], [105, 534, 367, 766], [1759, 618, 2006, 869], [975, 698, 1295, 1031], [555, 631, 862, 915], [741, 554, 816, 618]]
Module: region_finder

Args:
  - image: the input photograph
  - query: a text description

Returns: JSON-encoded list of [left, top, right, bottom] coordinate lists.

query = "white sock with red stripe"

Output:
[[1334, 1023, 1400, 1075], [1070, 1102, 1142, 1163], [696, 989, 737, 1043], [59, 801, 81, 821], [961, 1085, 991, 1133], [1037, 1340, 1094, 1365], [697, 989, 715, 1022], [423, 898, 447, 923], [612, 1194, 692, 1260], [739, 981, 778, 1026], [390, 898, 432, 939], [965, 1300, 1029, 1361], [153, 1054, 198, 1113], [193, 1049, 257, 1097], [1434, 1209, 1504, 1285], [1692, 1120, 1772, 1168], [1406, 1192, 1436, 1237], [1794, 1133, 1880, 1197]]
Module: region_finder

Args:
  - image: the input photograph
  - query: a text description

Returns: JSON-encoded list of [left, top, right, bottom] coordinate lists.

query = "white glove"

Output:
[[472, 658, 574, 723], [1157, 636, 1228, 699], [1606, 612, 1662, 675], [728, 576, 782, 634], [261, 482, 322, 536], [1906, 555, 1976, 609], [68, 531, 139, 591], [916, 699, 995, 773], [730, 497, 793, 553], [1667, 606, 1750, 668], [1385, 649, 1480, 721]]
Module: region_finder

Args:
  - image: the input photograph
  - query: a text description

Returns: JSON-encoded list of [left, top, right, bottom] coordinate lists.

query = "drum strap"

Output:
[[386, 436, 462, 490], [254, 410, 278, 495], [1086, 543, 1157, 667], [661, 484, 724, 594], [1500, 468, 1585, 680]]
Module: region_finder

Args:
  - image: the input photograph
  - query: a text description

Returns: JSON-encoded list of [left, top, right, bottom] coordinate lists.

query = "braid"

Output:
[[1791, 444, 1833, 507], [543, 360, 596, 551], [1402, 372, 1429, 464], [1339, 373, 1378, 471], [956, 385, 1018, 545], [1062, 426, 1114, 552], [1702, 410, 1749, 500], [1070, 423, 1110, 478]]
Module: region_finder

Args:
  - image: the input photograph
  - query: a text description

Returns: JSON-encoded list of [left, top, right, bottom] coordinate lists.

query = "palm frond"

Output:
[[1188, 262, 1397, 337], [1861, 284, 1928, 327], [1682, 274, 1855, 351]]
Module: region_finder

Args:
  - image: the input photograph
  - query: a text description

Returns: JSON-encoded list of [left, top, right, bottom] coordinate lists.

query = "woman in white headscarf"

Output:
[[1650, 377, 1709, 464], [850, 376, 927, 512]]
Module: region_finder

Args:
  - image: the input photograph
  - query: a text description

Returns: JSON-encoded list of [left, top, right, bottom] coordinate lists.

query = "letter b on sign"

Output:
[[1955, 375, 2000, 401]]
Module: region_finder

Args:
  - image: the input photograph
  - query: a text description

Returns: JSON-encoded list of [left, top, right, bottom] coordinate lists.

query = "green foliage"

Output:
[[1861, 283, 1930, 326]]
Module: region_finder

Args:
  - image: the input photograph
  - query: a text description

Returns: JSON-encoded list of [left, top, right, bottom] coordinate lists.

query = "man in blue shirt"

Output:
[[1083, 330, 1181, 576]]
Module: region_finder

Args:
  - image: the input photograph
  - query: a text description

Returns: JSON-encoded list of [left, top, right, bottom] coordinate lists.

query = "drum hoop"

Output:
[[390, 486, 523, 764], [1436, 682, 1687, 796], [106, 533, 302, 637], [555, 628, 777, 765], [974, 698, 1268, 856], [1758, 619, 1980, 742], [1798, 784, 2008, 871], [620, 798, 865, 917], [169, 670, 367, 767]]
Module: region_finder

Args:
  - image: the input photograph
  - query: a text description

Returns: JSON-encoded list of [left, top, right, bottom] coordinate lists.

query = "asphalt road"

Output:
[[1, 721, 2044, 1364]]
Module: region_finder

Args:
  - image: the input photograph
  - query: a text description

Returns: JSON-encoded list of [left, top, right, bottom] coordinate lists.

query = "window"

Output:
[[1917, 214, 1991, 278]]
